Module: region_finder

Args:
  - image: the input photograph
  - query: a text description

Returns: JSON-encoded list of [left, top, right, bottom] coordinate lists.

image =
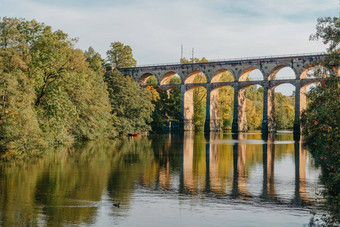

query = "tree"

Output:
[[104, 69, 154, 135], [150, 88, 181, 132], [170, 76, 181, 84], [193, 72, 207, 130], [180, 57, 208, 64], [0, 71, 45, 155], [146, 75, 158, 86], [85, 47, 105, 73], [310, 17, 340, 52], [302, 16, 339, 225], [0, 17, 115, 153], [35, 48, 115, 145], [106, 42, 136, 68]]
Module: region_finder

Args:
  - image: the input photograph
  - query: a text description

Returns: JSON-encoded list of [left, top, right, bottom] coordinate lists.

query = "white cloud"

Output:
[[1, 0, 337, 65]]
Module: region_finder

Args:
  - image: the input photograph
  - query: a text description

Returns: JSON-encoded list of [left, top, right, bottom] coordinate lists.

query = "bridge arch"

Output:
[[185, 70, 207, 84], [183, 84, 207, 131], [237, 84, 264, 131], [160, 84, 181, 91], [269, 82, 295, 131], [301, 79, 322, 88], [139, 72, 158, 85], [268, 65, 296, 80], [299, 65, 331, 80], [210, 85, 235, 131], [160, 71, 182, 85], [269, 80, 296, 89], [239, 81, 263, 89], [211, 68, 236, 83], [299, 80, 322, 114], [239, 67, 265, 82]]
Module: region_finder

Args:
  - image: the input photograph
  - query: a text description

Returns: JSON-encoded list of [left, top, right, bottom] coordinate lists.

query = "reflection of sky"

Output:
[[93, 188, 321, 227], [0, 132, 324, 226]]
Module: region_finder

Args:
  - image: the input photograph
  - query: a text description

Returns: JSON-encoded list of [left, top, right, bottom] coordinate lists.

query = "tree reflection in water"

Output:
[[0, 132, 322, 226]]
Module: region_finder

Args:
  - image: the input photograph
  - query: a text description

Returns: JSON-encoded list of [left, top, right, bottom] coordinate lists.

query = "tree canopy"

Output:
[[104, 69, 154, 135], [0, 17, 115, 157], [302, 16, 340, 225], [106, 41, 137, 68]]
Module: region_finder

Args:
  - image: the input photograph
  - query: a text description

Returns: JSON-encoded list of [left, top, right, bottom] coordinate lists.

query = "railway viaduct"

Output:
[[118, 53, 332, 135]]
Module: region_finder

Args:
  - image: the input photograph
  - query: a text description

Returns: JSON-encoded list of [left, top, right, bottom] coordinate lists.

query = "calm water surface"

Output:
[[0, 132, 324, 226]]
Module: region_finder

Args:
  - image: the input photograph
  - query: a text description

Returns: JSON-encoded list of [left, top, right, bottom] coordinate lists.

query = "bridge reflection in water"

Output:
[[0, 132, 322, 226], [155, 132, 315, 207]]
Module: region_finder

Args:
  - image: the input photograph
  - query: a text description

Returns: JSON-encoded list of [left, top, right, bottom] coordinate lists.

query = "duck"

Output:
[[113, 203, 120, 207]]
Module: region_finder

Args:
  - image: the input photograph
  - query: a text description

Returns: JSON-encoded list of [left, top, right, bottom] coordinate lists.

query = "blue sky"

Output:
[[0, 0, 339, 94]]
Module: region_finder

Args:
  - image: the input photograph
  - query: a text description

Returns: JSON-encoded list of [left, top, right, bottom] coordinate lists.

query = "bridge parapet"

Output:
[[118, 53, 328, 84]]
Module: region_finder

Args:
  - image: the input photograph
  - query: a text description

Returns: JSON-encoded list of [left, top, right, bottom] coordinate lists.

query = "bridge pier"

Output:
[[293, 84, 306, 140], [232, 86, 247, 133], [180, 84, 196, 131], [261, 84, 269, 134], [205, 85, 221, 132], [232, 86, 239, 133], [238, 88, 247, 132], [204, 85, 211, 132], [268, 87, 276, 132]]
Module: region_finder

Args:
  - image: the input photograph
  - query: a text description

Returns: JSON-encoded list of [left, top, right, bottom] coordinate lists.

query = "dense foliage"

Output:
[[0, 71, 45, 154], [106, 41, 137, 68], [0, 17, 154, 158], [149, 87, 181, 132], [301, 16, 339, 226], [0, 17, 114, 156], [104, 69, 154, 135]]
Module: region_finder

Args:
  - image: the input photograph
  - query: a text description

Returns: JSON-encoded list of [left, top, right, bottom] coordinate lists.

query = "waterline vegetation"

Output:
[[301, 16, 339, 226]]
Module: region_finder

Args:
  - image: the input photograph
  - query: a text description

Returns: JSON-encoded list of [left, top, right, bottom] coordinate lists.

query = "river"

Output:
[[0, 132, 325, 226]]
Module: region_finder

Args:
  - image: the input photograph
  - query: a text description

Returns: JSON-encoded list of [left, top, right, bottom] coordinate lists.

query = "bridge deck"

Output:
[[119, 52, 327, 70]]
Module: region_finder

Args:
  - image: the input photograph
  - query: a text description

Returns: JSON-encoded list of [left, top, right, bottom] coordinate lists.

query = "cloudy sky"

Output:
[[1, 0, 338, 65]]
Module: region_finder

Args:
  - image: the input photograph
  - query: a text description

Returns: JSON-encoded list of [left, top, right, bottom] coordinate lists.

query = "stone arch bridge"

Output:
[[118, 53, 333, 135]]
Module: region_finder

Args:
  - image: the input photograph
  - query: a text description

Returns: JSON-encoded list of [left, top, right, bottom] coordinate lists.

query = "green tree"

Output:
[[150, 88, 181, 132], [85, 46, 105, 73], [0, 17, 115, 152], [302, 16, 339, 225], [106, 42, 137, 68], [218, 72, 234, 129], [0, 71, 45, 155], [104, 69, 154, 135], [169, 76, 181, 84], [310, 17, 340, 52], [193, 73, 207, 130], [180, 57, 208, 64], [244, 86, 263, 130], [274, 93, 294, 129], [146, 75, 158, 86]]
